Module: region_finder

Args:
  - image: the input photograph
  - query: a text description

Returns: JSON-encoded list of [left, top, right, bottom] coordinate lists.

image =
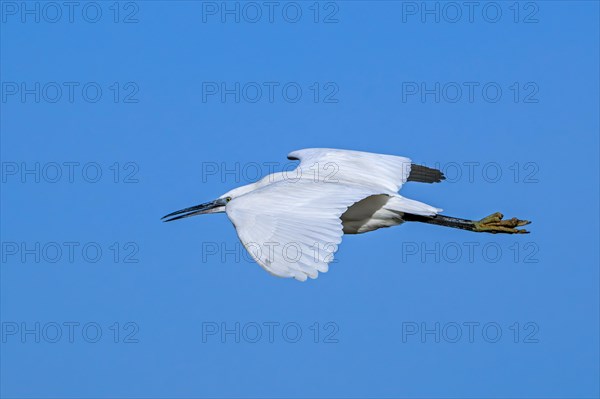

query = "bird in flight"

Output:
[[163, 149, 530, 281]]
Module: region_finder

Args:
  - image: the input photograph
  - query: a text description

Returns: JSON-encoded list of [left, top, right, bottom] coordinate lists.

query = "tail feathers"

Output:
[[407, 164, 445, 183], [387, 196, 442, 217]]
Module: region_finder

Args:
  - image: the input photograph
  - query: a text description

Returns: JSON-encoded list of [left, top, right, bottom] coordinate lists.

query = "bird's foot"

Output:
[[473, 212, 531, 234]]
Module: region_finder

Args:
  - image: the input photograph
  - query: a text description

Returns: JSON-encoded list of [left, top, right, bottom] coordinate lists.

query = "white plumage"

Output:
[[163, 148, 530, 281]]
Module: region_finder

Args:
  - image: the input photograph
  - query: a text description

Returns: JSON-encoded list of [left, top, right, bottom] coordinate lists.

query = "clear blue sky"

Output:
[[1, 1, 598, 398]]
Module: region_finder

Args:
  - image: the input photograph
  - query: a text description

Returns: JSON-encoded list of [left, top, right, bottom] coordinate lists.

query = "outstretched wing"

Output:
[[287, 148, 412, 193], [288, 148, 445, 190], [226, 179, 374, 281]]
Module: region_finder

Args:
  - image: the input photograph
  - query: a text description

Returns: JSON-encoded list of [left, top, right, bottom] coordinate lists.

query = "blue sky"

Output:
[[1, 1, 598, 398]]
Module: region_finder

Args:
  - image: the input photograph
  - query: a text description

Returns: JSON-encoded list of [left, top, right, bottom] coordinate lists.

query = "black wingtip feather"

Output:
[[407, 164, 446, 183]]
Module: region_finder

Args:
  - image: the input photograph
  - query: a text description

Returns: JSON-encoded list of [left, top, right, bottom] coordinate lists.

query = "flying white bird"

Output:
[[163, 148, 530, 281]]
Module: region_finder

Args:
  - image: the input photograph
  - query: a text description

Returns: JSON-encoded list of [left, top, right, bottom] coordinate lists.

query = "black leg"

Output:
[[403, 212, 530, 234]]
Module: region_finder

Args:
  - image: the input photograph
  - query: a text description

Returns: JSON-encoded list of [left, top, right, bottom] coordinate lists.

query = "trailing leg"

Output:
[[403, 212, 530, 234]]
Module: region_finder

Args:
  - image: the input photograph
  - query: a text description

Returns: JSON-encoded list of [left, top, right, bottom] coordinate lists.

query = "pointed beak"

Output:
[[161, 198, 228, 222]]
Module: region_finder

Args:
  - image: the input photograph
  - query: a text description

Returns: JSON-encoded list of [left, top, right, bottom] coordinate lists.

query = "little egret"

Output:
[[163, 148, 530, 281]]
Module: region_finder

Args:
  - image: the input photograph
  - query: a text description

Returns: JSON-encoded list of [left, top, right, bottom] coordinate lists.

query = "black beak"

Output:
[[161, 198, 227, 222]]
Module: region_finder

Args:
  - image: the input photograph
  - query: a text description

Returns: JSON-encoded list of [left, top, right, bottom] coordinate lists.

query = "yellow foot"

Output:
[[473, 212, 531, 234]]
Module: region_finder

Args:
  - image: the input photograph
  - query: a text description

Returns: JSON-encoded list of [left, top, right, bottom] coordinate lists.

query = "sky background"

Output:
[[1, 1, 599, 398]]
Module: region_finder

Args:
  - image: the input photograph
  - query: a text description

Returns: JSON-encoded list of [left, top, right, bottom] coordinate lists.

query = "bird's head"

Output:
[[161, 185, 253, 222]]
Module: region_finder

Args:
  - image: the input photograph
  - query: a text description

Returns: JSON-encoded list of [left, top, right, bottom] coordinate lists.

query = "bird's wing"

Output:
[[287, 148, 412, 193], [226, 179, 375, 281]]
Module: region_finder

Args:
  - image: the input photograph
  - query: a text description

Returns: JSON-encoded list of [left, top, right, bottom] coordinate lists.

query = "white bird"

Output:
[[163, 148, 530, 281]]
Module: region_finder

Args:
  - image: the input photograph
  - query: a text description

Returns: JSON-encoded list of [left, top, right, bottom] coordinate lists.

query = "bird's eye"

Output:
[[226, 197, 232, 202]]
